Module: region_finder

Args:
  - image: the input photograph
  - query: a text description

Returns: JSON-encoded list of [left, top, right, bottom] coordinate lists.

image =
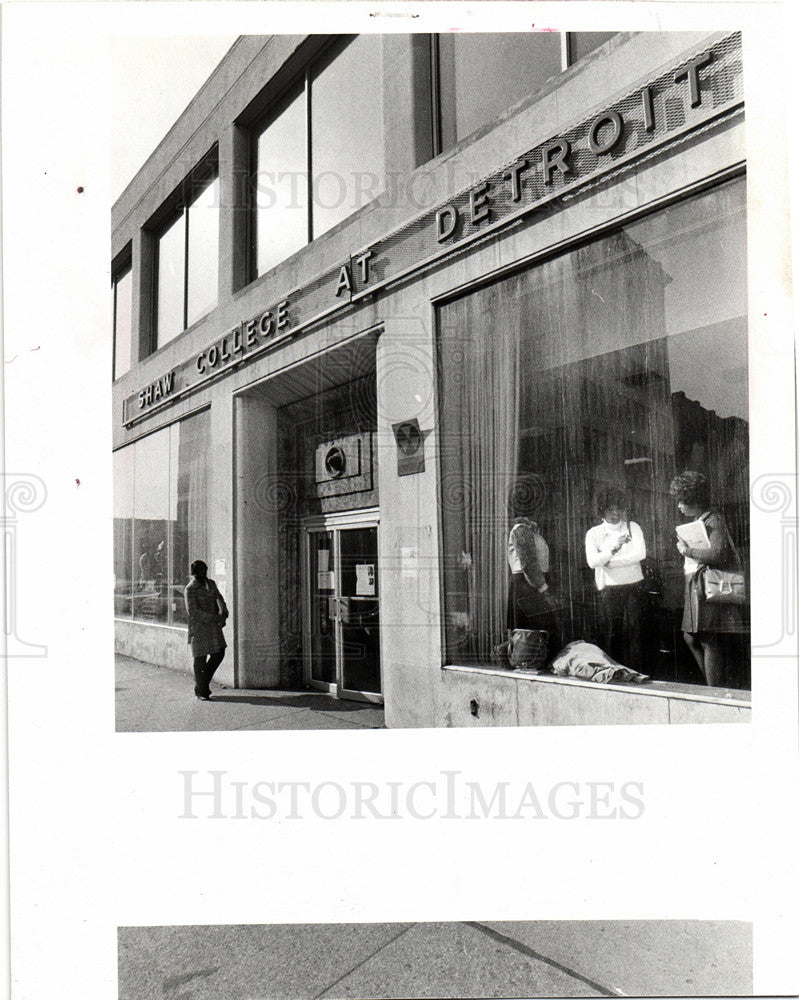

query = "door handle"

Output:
[[327, 597, 351, 623]]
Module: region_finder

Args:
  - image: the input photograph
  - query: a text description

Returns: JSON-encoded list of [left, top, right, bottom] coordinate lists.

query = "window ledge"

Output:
[[114, 618, 188, 634], [442, 663, 751, 708]]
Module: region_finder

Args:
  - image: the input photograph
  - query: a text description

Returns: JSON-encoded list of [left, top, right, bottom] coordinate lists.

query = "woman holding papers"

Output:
[[669, 470, 744, 687]]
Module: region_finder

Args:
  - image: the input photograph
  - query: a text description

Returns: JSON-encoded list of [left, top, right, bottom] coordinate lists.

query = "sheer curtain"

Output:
[[439, 282, 521, 661], [438, 178, 749, 682]]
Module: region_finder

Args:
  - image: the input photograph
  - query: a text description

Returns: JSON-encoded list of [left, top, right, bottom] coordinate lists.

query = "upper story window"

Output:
[[567, 32, 618, 65], [250, 32, 616, 279], [155, 168, 219, 350], [252, 35, 385, 279], [432, 32, 618, 155], [112, 255, 133, 380]]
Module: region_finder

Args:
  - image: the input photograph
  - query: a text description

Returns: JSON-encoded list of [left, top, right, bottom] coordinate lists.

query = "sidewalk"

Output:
[[118, 919, 752, 998], [115, 655, 385, 733]]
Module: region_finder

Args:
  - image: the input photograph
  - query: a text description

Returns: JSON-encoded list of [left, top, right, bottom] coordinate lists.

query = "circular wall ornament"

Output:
[[324, 445, 347, 479], [395, 422, 422, 456]]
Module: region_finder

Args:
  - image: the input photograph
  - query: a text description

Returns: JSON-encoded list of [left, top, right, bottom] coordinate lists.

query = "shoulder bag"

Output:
[[701, 516, 747, 605]]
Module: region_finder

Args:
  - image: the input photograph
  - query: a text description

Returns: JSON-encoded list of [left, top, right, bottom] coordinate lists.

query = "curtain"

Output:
[[439, 283, 520, 661], [437, 178, 749, 682]]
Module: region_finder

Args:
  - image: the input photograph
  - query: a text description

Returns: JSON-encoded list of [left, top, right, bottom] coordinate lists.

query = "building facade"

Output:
[[113, 31, 751, 726]]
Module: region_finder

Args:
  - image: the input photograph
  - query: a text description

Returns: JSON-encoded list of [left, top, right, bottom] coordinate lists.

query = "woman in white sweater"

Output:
[[584, 489, 646, 669]]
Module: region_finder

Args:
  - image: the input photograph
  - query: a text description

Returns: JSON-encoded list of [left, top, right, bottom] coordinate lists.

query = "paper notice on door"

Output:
[[317, 571, 334, 590], [356, 563, 375, 596], [318, 548, 330, 573]]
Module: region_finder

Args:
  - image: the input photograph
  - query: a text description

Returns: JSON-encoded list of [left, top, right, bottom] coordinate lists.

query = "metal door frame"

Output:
[[301, 507, 382, 702]]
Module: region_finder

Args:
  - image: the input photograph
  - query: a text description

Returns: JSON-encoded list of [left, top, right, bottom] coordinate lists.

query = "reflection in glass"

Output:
[[171, 412, 210, 625], [113, 447, 134, 617], [437, 178, 749, 687], [186, 177, 219, 327], [311, 35, 385, 238], [132, 429, 170, 623], [113, 267, 133, 380], [114, 411, 209, 627], [255, 86, 308, 275]]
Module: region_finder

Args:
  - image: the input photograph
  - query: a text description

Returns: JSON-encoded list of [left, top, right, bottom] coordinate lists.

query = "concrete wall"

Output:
[[233, 393, 281, 687], [115, 619, 234, 688], [438, 668, 751, 727]]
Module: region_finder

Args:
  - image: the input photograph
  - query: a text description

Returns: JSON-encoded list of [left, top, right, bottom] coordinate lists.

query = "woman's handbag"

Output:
[[701, 567, 747, 604], [700, 517, 747, 604]]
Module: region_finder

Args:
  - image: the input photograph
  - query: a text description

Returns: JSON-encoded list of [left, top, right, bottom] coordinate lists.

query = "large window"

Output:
[[252, 35, 385, 278], [433, 32, 617, 154], [251, 32, 617, 277], [112, 261, 133, 380], [437, 178, 749, 689], [155, 171, 219, 349], [114, 410, 210, 625]]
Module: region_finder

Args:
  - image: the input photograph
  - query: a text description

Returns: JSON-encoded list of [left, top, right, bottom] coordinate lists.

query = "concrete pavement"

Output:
[[117, 920, 752, 998], [115, 655, 385, 733]]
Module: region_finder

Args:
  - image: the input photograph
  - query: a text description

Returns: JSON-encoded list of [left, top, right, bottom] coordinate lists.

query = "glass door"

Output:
[[307, 529, 337, 686], [304, 516, 382, 702]]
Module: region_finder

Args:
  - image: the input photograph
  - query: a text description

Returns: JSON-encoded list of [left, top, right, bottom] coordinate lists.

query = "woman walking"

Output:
[[184, 559, 229, 700]]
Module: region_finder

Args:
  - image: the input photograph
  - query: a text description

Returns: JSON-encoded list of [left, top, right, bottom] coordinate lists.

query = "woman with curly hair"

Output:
[[585, 488, 646, 669], [669, 470, 744, 687]]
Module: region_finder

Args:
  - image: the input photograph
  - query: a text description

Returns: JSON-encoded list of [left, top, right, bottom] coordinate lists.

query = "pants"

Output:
[[597, 582, 642, 669], [193, 649, 225, 697], [507, 574, 562, 657]]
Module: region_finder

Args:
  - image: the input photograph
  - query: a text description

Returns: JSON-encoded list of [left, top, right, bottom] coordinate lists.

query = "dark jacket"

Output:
[[184, 576, 228, 655]]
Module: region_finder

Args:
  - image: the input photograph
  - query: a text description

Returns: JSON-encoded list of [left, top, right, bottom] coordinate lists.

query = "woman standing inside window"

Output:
[[585, 489, 646, 669], [669, 471, 744, 688]]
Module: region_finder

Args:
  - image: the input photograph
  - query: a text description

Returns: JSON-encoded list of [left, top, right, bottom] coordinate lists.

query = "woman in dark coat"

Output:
[[184, 559, 229, 700], [669, 471, 745, 688]]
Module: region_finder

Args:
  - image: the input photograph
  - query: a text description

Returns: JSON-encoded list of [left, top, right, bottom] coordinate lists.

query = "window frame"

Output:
[[249, 34, 388, 283], [113, 404, 211, 628], [148, 149, 219, 355], [432, 167, 749, 691], [248, 66, 313, 281], [112, 246, 133, 381], [428, 31, 618, 158]]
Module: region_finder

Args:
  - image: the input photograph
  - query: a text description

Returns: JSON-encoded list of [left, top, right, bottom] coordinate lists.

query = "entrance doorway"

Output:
[[302, 510, 381, 702]]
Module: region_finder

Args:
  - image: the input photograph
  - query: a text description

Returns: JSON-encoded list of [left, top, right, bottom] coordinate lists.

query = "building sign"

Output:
[[392, 419, 426, 476], [124, 33, 742, 426]]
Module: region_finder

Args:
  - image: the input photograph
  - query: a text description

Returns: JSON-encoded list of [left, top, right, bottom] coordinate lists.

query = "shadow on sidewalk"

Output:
[[209, 691, 379, 713]]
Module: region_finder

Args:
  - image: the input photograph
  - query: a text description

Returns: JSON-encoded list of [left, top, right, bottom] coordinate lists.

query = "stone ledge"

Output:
[[442, 663, 751, 708]]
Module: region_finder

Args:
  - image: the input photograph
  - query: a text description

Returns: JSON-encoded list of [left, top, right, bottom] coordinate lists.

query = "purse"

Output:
[[700, 517, 747, 605], [702, 567, 747, 604]]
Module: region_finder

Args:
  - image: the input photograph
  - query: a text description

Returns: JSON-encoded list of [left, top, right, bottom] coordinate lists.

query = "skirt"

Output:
[[682, 571, 748, 635]]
